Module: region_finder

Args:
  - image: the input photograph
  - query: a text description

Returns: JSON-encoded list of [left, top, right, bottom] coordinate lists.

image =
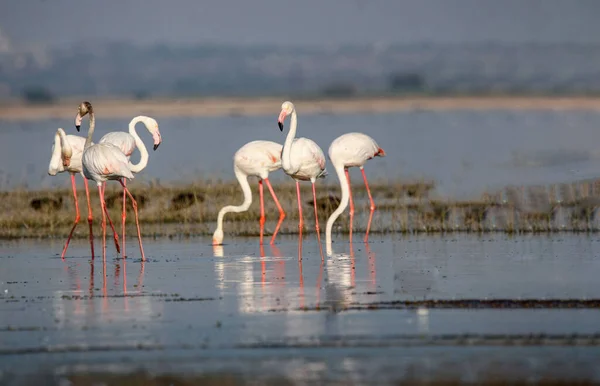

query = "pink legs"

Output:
[[62, 174, 120, 260], [311, 181, 324, 258], [258, 178, 286, 245], [98, 184, 107, 261], [259, 179, 265, 245], [61, 174, 81, 260], [296, 180, 324, 259], [345, 168, 355, 244], [119, 179, 145, 262], [101, 182, 121, 255], [296, 181, 304, 236], [83, 177, 95, 258], [360, 167, 376, 243], [122, 179, 127, 258], [264, 178, 285, 245]]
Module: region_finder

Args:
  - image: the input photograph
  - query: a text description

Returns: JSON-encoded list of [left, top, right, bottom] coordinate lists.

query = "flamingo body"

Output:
[[82, 143, 135, 183], [328, 132, 382, 169], [284, 137, 327, 181], [234, 140, 282, 179], [99, 132, 136, 157], [48, 131, 89, 175], [213, 140, 286, 246]]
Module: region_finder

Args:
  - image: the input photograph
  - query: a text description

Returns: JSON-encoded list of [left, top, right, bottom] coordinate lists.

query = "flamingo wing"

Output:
[[100, 132, 137, 157]]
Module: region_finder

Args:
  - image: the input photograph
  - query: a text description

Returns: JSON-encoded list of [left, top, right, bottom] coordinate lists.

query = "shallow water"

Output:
[[6, 109, 600, 197], [2, 234, 600, 384]]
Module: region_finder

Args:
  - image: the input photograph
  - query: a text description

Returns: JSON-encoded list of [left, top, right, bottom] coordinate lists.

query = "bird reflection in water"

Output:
[[56, 257, 149, 329]]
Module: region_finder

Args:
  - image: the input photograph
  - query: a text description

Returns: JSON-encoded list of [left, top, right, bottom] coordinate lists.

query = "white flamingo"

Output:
[[212, 140, 286, 246], [325, 132, 385, 255], [277, 101, 327, 253], [76, 102, 145, 262], [48, 129, 121, 259], [76, 113, 162, 258]]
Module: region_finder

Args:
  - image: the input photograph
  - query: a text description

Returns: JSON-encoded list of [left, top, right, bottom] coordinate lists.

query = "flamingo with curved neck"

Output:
[[278, 101, 327, 258], [98, 115, 161, 258], [213, 140, 285, 245], [325, 132, 385, 256]]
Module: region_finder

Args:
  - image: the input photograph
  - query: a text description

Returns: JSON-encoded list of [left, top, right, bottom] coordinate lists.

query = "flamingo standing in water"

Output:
[[212, 140, 286, 246], [76, 111, 162, 258], [325, 132, 385, 255], [48, 128, 120, 259], [277, 101, 327, 252], [77, 102, 145, 261]]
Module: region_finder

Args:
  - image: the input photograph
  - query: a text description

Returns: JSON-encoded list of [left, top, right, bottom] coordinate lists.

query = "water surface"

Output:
[[2, 234, 600, 383]]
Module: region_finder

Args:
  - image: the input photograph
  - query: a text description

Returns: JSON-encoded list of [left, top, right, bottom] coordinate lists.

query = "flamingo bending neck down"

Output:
[[94, 115, 162, 258], [325, 132, 385, 256], [213, 140, 286, 246], [48, 127, 122, 258], [77, 101, 145, 261], [278, 101, 327, 258]]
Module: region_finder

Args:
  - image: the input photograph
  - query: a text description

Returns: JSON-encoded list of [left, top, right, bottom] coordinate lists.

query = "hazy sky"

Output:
[[2, 0, 600, 48]]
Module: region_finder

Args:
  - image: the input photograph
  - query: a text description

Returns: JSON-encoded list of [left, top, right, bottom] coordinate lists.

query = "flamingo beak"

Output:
[[152, 131, 162, 151], [75, 113, 82, 132], [278, 111, 286, 131]]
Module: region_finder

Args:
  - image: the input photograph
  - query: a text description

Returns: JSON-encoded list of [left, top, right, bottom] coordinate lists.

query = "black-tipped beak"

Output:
[[75, 125, 81, 132], [278, 121, 284, 131], [153, 143, 160, 151]]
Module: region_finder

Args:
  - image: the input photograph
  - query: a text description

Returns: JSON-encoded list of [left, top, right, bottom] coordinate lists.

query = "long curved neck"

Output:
[[57, 128, 72, 159], [127, 116, 149, 173], [84, 112, 95, 149], [215, 166, 253, 234], [326, 164, 350, 256], [281, 110, 298, 173]]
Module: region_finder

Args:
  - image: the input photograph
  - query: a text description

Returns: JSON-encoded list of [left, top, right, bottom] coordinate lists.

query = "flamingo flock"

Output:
[[49, 100, 384, 261]]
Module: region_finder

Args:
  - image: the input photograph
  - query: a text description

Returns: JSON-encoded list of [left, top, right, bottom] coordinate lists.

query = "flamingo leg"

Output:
[[122, 179, 127, 258], [312, 181, 325, 259], [98, 184, 107, 261], [361, 167, 375, 243], [259, 179, 265, 245], [265, 178, 285, 245], [102, 182, 121, 254], [120, 180, 146, 262], [83, 177, 95, 259], [296, 181, 303, 235], [345, 168, 354, 244], [61, 174, 81, 260]]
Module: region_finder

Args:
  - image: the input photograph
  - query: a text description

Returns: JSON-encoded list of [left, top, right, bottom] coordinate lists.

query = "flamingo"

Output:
[[48, 128, 121, 259], [213, 140, 286, 246], [77, 102, 145, 262], [325, 132, 385, 254], [277, 101, 327, 253], [76, 113, 162, 258]]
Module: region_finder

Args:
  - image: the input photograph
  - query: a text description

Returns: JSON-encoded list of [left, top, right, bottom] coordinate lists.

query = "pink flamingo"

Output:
[[277, 101, 327, 252], [78, 115, 161, 258], [48, 127, 121, 259], [77, 102, 145, 262], [212, 140, 286, 246], [325, 132, 385, 254]]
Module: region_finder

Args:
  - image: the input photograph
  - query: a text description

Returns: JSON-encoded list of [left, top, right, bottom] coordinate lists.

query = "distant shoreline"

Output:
[[3, 95, 600, 121]]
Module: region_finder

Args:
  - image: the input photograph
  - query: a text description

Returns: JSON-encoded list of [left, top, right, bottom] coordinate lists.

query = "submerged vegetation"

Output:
[[3, 176, 600, 239]]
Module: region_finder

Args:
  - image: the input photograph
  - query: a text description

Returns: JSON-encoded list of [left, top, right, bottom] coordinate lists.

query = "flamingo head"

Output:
[[278, 101, 295, 131], [212, 228, 224, 246], [75, 101, 92, 131]]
